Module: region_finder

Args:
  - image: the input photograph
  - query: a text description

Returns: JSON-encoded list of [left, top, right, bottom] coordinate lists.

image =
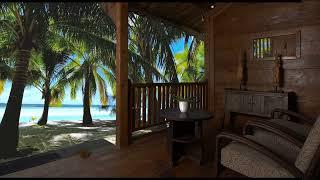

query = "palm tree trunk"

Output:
[[0, 36, 32, 157], [82, 69, 93, 126], [37, 87, 51, 126]]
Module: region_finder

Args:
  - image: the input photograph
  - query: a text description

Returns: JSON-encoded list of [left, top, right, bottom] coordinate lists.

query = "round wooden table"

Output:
[[160, 108, 214, 166]]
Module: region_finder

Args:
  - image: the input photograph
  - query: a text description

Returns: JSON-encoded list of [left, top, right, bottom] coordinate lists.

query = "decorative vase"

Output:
[[178, 101, 189, 113], [273, 55, 282, 92], [237, 50, 248, 90]]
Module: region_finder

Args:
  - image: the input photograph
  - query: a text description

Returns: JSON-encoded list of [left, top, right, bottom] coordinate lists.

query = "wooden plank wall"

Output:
[[206, 0, 320, 130]]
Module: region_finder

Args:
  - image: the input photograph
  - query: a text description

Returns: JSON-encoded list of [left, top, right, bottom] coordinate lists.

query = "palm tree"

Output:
[[175, 38, 205, 82], [128, 13, 183, 83], [28, 47, 71, 126], [0, 2, 49, 157], [64, 42, 116, 126], [0, 2, 116, 156], [47, 3, 116, 125]]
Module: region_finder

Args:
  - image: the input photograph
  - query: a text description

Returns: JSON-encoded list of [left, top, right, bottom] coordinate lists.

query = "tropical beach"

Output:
[[0, 120, 116, 163], [0, 2, 204, 163]]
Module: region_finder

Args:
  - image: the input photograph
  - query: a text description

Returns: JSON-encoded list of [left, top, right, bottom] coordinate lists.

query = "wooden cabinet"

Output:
[[224, 89, 294, 129]]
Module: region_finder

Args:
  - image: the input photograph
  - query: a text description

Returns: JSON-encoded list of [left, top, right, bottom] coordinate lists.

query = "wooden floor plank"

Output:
[[2, 132, 241, 178]]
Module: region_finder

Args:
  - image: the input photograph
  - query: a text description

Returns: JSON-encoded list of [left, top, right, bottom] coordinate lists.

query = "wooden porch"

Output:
[[3, 131, 243, 177], [2, 0, 320, 178]]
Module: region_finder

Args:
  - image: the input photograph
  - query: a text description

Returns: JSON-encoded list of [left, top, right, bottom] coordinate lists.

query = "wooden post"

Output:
[[102, 2, 130, 148], [204, 14, 216, 162], [128, 80, 133, 144], [115, 3, 129, 148]]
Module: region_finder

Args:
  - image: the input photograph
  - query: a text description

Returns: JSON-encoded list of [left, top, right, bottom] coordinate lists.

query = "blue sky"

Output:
[[0, 37, 188, 105]]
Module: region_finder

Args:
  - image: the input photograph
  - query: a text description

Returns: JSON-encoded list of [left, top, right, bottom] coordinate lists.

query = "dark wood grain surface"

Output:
[[205, 0, 320, 130], [160, 109, 214, 122]]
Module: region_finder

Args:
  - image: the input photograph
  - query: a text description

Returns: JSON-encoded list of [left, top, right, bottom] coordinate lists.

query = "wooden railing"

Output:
[[128, 81, 208, 135]]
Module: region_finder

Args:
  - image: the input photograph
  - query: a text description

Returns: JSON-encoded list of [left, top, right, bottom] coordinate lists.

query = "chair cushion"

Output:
[[247, 130, 300, 163], [269, 119, 311, 139], [221, 141, 294, 178], [295, 116, 320, 173]]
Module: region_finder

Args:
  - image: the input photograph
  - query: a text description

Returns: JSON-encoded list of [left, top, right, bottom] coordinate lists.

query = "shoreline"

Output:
[[19, 119, 116, 127]]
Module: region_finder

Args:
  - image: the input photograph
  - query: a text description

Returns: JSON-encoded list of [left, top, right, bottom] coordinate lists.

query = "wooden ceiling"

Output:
[[128, 2, 231, 36]]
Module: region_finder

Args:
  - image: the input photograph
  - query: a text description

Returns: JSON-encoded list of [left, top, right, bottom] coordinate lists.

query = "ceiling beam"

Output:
[[129, 4, 204, 38]]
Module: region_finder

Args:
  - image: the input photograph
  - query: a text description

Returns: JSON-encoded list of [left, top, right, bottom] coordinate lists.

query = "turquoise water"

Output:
[[0, 104, 116, 125]]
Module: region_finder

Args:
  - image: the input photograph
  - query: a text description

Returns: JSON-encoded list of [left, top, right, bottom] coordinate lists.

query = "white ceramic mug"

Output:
[[179, 101, 189, 113]]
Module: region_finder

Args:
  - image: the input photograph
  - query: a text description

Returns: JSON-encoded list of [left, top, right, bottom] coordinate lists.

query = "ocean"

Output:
[[0, 103, 116, 124]]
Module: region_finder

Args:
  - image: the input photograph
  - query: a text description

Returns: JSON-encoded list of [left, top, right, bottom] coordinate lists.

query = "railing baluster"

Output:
[[190, 84, 193, 109], [186, 84, 190, 101], [196, 84, 200, 109], [199, 84, 203, 109], [158, 85, 162, 124], [183, 84, 185, 98], [193, 84, 196, 109], [153, 85, 157, 125], [174, 85, 178, 108], [128, 82, 134, 134], [205, 82, 208, 110], [169, 85, 172, 109], [194, 84, 197, 109], [161, 85, 165, 111], [136, 87, 141, 130], [165, 85, 169, 110], [142, 87, 146, 128], [148, 86, 152, 127], [201, 86, 204, 109]]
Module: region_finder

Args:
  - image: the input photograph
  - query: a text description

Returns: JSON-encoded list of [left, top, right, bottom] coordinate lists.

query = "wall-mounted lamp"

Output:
[[210, 5, 215, 9]]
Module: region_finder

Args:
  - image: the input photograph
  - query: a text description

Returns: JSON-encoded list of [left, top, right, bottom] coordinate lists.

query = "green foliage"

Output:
[[175, 39, 204, 82], [0, 2, 204, 106], [172, 95, 198, 103]]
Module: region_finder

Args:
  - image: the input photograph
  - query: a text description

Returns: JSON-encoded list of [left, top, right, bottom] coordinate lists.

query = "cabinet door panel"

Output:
[[252, 95, 263, 114], [240, 94, 252, 113]]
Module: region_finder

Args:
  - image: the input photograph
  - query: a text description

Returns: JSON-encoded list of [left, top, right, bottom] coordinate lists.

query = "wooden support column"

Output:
[[115, 3, 129, 148], [102, 2, 129, 148], [204, 14, 216, 161]]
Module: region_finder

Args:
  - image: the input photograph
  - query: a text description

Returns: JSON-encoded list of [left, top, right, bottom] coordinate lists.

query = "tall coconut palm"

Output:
[[28, 47, 72, 126], [0, 2, 49, 157], [63, 42, 116, 126], [47, 3, 116, 125], [0, 2, 115, 156]]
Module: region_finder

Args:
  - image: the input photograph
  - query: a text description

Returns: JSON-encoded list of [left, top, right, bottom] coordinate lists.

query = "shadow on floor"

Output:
[[0, 138, 114, 176]]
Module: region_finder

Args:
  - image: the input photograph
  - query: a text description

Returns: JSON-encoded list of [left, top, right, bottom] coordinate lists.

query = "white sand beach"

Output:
[[0, 120, 116, 164]]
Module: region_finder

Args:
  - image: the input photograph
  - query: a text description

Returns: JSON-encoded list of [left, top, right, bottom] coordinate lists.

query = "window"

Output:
[[252, 30, 301, 61], [253, 37, 272, 59]]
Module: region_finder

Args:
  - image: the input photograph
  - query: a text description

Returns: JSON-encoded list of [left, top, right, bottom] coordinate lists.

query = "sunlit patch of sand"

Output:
[[50, 133, 94, 145], [69, 126, 100, 130], [104, 134, 116, 145], [98, 127, 115, 132]]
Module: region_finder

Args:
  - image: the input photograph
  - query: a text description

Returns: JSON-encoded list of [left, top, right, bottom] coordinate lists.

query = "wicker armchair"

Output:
[[215, 115, 320, 179], [268, 109, 314, 139]]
